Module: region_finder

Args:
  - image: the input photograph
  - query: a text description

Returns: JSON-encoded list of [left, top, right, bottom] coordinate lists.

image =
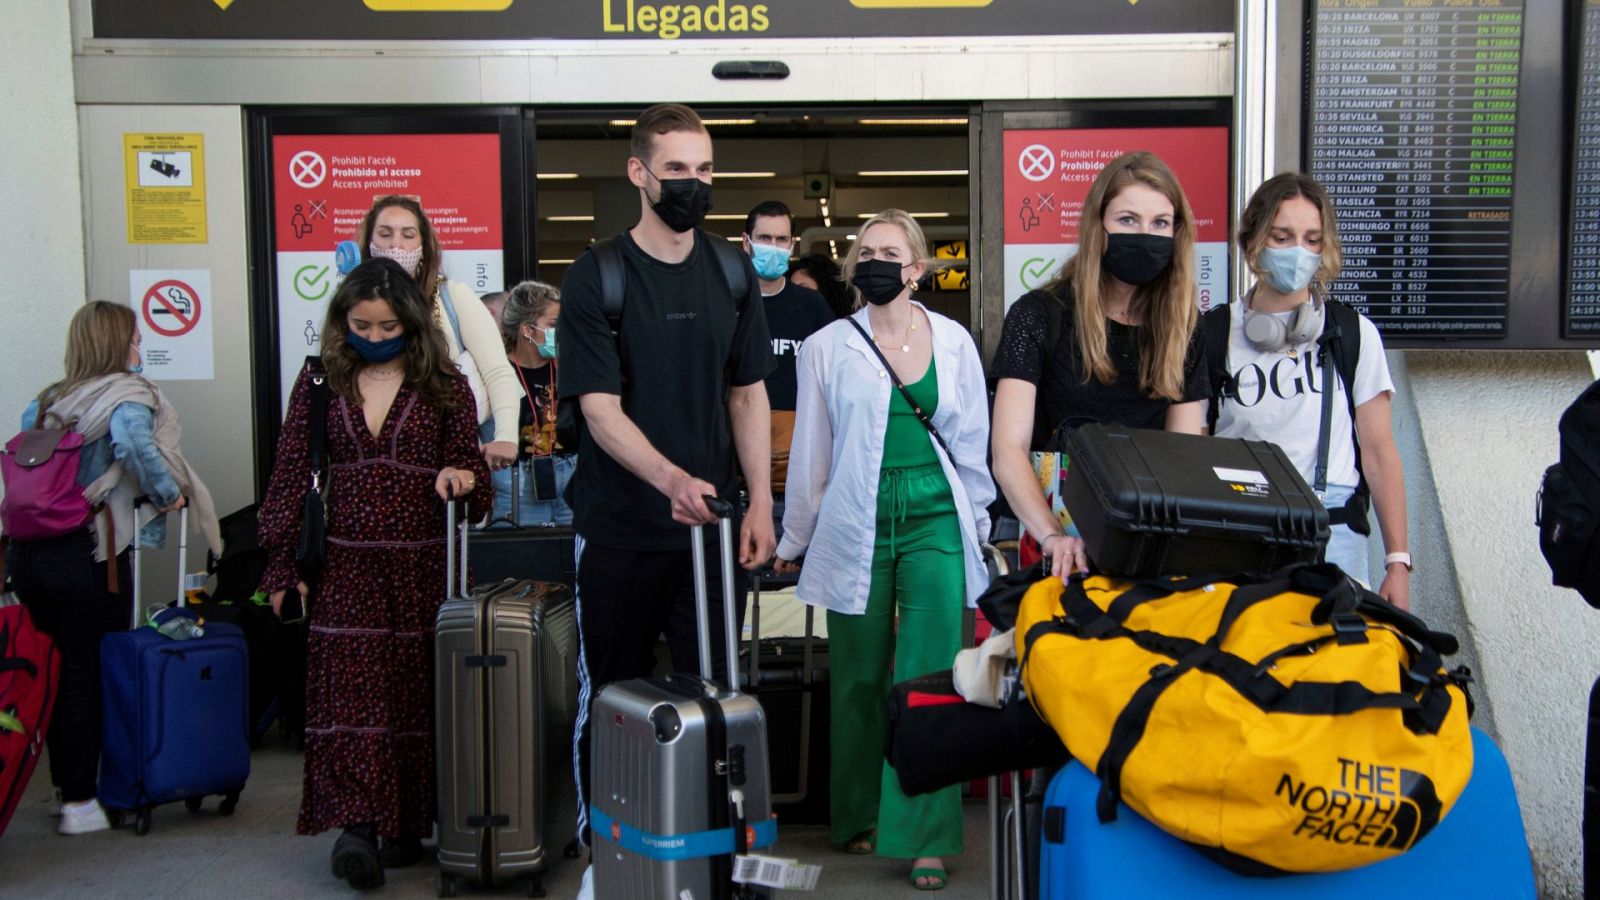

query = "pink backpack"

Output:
[[1, 424, 93, 541]]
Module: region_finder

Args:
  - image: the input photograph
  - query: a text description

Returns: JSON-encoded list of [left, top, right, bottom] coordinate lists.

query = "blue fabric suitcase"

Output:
[[98, 508, 250, 834], [1038, 727, 1533, 899]]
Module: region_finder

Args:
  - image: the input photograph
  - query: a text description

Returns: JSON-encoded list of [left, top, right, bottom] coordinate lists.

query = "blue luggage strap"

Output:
[[588, 806, 778, 861]]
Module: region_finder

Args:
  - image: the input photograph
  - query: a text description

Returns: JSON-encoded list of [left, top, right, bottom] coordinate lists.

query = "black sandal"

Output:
[[332, 824, 385, 889]]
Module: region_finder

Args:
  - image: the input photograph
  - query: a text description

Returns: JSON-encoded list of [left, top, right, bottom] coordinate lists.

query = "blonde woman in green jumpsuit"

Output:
[[775, 210, 995, 891]]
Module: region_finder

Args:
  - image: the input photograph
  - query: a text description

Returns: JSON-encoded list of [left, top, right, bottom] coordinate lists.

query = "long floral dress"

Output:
[[259, 362, 490, 838]]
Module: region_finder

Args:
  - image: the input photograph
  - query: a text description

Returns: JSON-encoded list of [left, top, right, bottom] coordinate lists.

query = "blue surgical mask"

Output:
[[749, 242, 790, 281], [1259, 245, 1322, 295], [535, 325, 558, 360], [347, 329, 406, 363]]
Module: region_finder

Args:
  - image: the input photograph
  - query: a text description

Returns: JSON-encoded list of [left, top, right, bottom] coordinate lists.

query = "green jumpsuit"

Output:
[[827, 357, 966, 859]]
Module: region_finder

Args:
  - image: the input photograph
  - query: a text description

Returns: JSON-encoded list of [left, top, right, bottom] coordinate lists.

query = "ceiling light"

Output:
[[855, 212, 951, 219], [726, 236, 745, 242], [712, 172, 777, 179], [607, 118, 757, 127], [544, 215, 595, 222], [857, 117, 969, 126], [856, 169, 968, 177], [536, 173, 580, 180], [705, 214, 747, 221], [539, 259, 576, 265], [846, 234, 858, 240]]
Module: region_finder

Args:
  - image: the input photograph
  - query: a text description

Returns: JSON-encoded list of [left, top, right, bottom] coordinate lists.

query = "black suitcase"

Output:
[[1062, 423, 1328, 578], [744, 584, 829, 826]]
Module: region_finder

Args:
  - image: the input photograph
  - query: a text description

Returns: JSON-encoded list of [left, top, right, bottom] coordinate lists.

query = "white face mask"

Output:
[[369, 242, 424, 279], [1258, 245, 1321, 294]]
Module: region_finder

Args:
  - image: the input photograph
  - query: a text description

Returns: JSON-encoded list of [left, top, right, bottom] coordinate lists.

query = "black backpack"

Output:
[[1538, 379, 1600, 607], [1202, 298, 1372, 536], [589, 229, 750, 337]]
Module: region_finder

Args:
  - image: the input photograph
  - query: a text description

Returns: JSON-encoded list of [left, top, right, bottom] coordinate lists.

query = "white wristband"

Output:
[[1384, 551, 1412, 571]]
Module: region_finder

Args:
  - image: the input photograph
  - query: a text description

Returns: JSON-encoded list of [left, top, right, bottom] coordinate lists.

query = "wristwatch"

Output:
[[1384, 551, 1413, 572]]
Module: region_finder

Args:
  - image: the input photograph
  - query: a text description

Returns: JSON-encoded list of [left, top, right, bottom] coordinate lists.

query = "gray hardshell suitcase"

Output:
[[591, 498, 776, 899], [435, 499, 580, 898]]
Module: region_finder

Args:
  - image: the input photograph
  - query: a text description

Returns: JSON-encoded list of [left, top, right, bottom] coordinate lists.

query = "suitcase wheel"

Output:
[[106, 809, 126, 830], [562, 838, 582, 859], [437, 872, 463, 898], [184, 797, 203, 812], [219, 791, 240, 816], [135, 809, 152, 836], [524, 874, 545, 898]]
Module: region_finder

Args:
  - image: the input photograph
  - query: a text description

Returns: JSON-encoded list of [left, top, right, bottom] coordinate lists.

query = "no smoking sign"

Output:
[[130, 269, 214, 380]]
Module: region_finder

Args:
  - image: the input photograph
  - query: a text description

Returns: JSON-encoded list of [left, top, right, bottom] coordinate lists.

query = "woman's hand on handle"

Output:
[[269, 581, 309, 618], [1041, 533, 1090, 583], [160, 495, 187, 513], [435, 467, 478, 501], [773, 557, 801, 576]]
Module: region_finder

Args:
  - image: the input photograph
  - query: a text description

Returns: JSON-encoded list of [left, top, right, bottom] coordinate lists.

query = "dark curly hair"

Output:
[[787, 253, 852, 320], [320, 258, 463, 412]]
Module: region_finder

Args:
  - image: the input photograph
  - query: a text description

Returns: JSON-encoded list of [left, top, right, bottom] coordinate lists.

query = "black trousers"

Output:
[[6, 529, 131, 803], [571, 530, 748, 840]]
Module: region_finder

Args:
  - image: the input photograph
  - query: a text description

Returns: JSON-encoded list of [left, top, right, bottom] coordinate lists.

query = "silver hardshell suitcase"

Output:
[[435, 499, 580, 898], [591, 497, 776, 899]]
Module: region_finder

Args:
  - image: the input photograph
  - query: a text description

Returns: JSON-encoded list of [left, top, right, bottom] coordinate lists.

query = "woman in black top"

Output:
[[490, 280, 577, 526], [990, 151, 1210, 578]]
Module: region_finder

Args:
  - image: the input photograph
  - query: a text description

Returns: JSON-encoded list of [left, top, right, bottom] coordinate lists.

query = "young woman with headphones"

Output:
[[1204, 173, 1411, 610]]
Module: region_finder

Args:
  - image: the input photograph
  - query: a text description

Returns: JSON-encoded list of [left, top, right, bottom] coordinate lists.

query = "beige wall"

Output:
[[76, 104, 255, 601], [1403, 351, 1597, 898], [0, 2, 83, 458]]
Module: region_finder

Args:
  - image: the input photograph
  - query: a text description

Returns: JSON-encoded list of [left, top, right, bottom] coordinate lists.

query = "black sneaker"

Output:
[[378, 836, 427, 868], [332, 825, 385, 889]]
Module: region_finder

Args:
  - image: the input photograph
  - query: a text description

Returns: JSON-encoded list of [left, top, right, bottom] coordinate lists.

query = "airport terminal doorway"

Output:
[[529, 106, 976, 329]]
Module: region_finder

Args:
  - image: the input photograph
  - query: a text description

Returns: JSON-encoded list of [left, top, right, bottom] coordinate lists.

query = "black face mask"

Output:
[[851, 259, 910, 306], [645, 171, 713, 233], [1102, 233, 1174, 286]]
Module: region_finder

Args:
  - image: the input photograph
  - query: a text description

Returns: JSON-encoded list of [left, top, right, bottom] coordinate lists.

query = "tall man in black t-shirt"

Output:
[[742, 200, 835, 496], [558, 104, 776, 843]]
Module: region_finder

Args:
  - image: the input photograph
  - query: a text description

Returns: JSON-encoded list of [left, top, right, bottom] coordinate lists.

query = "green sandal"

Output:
[[837, 830, 876, 855], [909, 866, 947, 891]]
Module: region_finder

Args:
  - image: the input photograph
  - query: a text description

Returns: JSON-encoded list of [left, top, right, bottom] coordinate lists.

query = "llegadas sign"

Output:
[[91, 0, 1232, 41]]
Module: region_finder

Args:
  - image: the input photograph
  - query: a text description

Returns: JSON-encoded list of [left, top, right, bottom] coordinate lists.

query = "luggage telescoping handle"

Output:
[[444, 491, 469, 599], [129, 499, 189, 628], [688, 495, 739, 689]]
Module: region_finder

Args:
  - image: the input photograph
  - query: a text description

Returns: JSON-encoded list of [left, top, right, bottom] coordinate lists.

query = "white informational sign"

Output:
[[1002, 244, 1229, 314], [129, 269, 214, 380]]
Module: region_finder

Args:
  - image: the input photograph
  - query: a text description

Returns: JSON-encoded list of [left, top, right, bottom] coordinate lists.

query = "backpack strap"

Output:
[[703, 229, 752, 305], [1319, 300, 1372, 535], [592, 236, 627, 337], [1201, 303, 1234, 432]]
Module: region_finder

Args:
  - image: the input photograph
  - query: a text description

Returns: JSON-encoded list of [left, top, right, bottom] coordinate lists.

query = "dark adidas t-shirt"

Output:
[[990, 285, 1210, 449], [761, 280, 835, 412], [559, 229, 773, 550]]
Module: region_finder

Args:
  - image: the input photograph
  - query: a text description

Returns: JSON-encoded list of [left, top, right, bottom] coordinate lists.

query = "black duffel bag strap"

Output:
[[1094, 641, 1221, 822]]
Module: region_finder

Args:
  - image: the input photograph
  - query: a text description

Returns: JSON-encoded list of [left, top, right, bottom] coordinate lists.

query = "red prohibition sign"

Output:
[[142, 279, 202, 337]]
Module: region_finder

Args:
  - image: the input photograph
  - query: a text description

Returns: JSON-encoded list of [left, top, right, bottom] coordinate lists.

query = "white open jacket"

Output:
[[777, 303, 995, 615]]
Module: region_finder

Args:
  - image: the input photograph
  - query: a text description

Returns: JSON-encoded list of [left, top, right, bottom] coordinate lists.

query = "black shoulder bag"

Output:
[[845, 317, 953, 461]]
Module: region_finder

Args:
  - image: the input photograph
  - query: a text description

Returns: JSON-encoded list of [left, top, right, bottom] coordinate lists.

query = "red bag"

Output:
[[0, 602, 60, 838], [1, 428, 92, 541]]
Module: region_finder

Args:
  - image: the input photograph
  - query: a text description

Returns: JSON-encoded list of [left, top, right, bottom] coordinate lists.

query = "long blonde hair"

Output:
[[35, 301, 138, 426], [1047, 151, 1198, 402]]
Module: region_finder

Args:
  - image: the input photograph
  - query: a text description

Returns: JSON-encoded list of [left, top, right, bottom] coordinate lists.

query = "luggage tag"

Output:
[[731, 854, 823, 891]]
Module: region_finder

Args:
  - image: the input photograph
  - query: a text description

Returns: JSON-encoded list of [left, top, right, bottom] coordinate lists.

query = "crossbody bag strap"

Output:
[[306, 358, 329, 484], [1313, 334, 1336, 493], [845, 317, 954, 462]]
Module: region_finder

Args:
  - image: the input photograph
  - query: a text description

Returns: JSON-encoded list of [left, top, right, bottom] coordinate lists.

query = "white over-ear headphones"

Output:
[[1242, 291, 1323, 352]]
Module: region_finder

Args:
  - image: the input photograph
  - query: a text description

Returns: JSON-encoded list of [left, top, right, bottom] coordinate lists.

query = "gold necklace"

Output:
[[873, 310, 919, 354]]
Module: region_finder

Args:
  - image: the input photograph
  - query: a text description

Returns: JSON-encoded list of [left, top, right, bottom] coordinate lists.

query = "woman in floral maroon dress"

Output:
[[259, 258, 490, 890]]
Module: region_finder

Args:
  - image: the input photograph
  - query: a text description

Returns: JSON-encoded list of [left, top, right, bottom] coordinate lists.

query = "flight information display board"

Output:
[[1306, 0, 1523, 339], [1567, 0, 1600, 336]]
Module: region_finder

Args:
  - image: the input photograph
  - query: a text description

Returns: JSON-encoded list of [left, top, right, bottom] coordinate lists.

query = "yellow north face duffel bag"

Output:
[[1015, 563, 1474, 874]]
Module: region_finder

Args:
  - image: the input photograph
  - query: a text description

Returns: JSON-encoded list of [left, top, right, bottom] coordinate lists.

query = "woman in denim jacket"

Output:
[[5, 301, 219, 836]]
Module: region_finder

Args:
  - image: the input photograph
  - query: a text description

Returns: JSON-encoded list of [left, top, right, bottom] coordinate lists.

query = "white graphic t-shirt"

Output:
[[1212, 301, 1393, 490]]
